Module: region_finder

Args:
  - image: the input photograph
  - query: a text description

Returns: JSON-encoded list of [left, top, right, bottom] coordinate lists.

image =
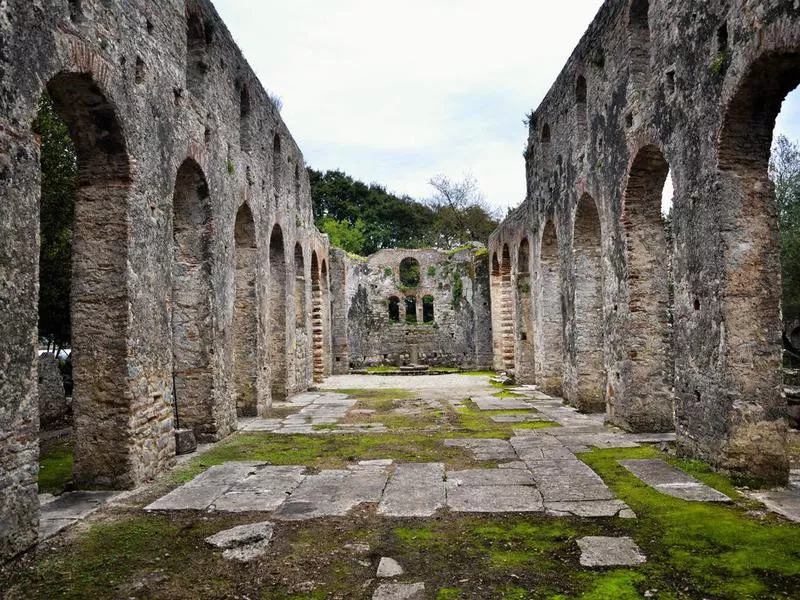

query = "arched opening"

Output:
[[185, 0, 210, 95], [272, 134, 282, 200], [572, 193, 604, 412], [294, 163, 301, 211], [541, 124, 551, 145], [40, 73, 134, 489], [628, 0, 650, 85], [399, 257, 421, 288], [233, 204, 258, 416], [311, 251, 324, 382], [171, 159, 214, 441], [423, 295, 435, 324], [405, 296, 418, 324], [321, 259, 331, 377], [388, 296, 401, 323], [500, 244, 515, 372], [618, 145, 674, 431], [269, 224, 287, 402], [515, 238, 534, 383], [576, 75, 588, 131], [294, 243, 306, 329], [706, 51, 800, 482], [538, 221, 563, 394], [239, 85, 252, 152]]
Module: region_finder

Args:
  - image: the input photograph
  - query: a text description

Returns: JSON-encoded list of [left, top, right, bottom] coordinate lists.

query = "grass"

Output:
[[8, 441, 800, 599], [38, 436, 74, 495]]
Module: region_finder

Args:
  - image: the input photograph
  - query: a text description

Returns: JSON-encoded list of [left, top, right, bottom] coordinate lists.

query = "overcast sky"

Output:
[[212, 0, 800, 214]]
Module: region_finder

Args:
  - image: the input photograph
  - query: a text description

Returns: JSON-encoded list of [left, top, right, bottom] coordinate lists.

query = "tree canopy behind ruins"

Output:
[[308, 168, 498, 255]]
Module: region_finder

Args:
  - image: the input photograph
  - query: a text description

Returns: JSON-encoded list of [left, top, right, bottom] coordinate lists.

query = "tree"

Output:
[[33, 93, 77, 352], [770, 135, 800, 319], [423, 175, 500, 248]]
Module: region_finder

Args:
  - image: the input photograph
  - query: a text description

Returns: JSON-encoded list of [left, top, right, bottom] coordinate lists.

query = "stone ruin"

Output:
[[489, 0, 798, 486], [330, 247, 493, 372], [1, 0, 799, 563], [0, 0, 331, 560]]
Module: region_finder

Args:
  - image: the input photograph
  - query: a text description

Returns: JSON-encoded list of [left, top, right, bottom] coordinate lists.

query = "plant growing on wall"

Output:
[[452, 271, 464, 309]]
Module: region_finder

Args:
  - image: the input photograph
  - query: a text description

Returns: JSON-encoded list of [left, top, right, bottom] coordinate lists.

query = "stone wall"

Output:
[[489, 0, 798, 484], [331, 247, 493, 370], [0, 0, 330, 560], [37, 354, 70, 431]]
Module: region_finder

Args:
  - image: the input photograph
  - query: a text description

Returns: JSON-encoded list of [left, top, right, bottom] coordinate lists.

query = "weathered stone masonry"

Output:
[[330, 247, 493, 371], [0, 0, 331, 560], [490, 0, 798, 484]]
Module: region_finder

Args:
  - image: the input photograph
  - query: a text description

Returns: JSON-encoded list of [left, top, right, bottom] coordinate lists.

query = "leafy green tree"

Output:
[[33, 93, 76, 352], [770, 135, 800, 319], [319, 216, 368, 255]]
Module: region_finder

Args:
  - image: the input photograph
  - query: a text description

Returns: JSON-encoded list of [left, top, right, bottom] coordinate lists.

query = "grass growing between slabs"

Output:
[[10, 444, 799, 599]]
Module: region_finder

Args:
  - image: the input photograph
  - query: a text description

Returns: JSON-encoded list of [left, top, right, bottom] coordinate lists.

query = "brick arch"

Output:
[[269, 223, 288, 401], [43, 72, 137, 489], [515, 237, 535, 383], [171, 158, 215, 441], [571, 193, 604, 412], [499, 243, 515, 373], [233, 203, 258, 416], [616, 143, 674, 432], [537, 220, 563, 395], [700, 50, 800, 482], [310, 250, 325, 382]]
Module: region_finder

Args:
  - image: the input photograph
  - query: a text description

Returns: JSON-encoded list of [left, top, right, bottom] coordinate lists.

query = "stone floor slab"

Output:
[[205, 521, 274, 562], [490, 414, 545, 423], [373, 582, 425, 600], [378, 463, 445, 517], [444, 438, 517, 461], [472, 396, 533, 410], [40, 491, 119, 520], [447, 484, 543, 512], [446, 468, 535, 486], [545, 499, 632, 518], [39, 518, 78, 540], [526, 460, 615, 501], [146, 483, 229, 511], [620, 459, 731, 502], [578, 536, 646, 566], [749, 489, 800, 522]]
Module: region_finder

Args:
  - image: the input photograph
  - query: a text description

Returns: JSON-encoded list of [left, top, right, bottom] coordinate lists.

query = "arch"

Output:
[[269, 224, 287, 401], [704, 51, 800, 482], [272, 133, 282, 199], [499, 244, 515, 372], [628, 0, 650, 83], [423, 295, 435, 324], [185, 0, 210, 95], [491, 252, 500, 276], [399, 257, 421, 287], [388, 296, 401, 323], [44, 73, 134, 488], [572, 193, 604, 411], [240, 85, 252, 152], [576, 75, 588, 130], [294, 243, 306, 329], [233, 204, 258, 416], [405, 296, 418, 324], [515, 237, 534, 383], [310, 251, 324, 382], [538, 221, 563, 394], [619, 145, 673, 431], [294, 163, 301, 210], [321, 259, 331, 377], [171, 158, 214, 441]]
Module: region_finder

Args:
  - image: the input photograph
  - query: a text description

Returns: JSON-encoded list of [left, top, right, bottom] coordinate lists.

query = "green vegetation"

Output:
[[771, 135, 800, 324], [38, 436, 74, 495], [33, 93, 76, 351], [308, 169, 498, 254], [427, 265, 437, 277], [452, 271, 464, 308], [364, 365, 401, 374]]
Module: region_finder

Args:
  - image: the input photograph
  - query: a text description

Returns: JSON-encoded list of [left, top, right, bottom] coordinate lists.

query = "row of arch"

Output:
[[388, 295, 435, 324], [492, 144, 674, 429], [176, 160, 331, 432]]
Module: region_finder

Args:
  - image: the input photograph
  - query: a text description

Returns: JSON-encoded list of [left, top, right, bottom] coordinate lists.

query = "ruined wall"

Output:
[[37, 354, 70, 431], [0, 0, 329, 560], [490, 0, 798, 483], [331, 247, 492, 370]]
